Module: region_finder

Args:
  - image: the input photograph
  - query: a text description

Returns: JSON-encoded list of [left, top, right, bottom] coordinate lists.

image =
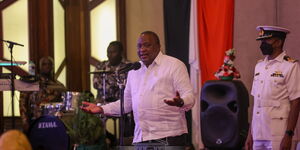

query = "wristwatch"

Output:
[[178, 100, 184, 107], [285, 130, 294, 137]]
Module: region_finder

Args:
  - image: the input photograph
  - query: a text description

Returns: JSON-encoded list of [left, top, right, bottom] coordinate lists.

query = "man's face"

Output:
[[107, 45, 122, 66], [40, 59, 53, 75], [137, 33, 160, 67], [261, 38, 276, 45], [260, 37, 282, 56]]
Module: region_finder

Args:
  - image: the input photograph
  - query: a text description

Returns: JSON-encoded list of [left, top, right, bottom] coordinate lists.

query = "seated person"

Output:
[[93, 41, 129, 103], [93, 41, 134, 147], [19, 56, 66, 132]]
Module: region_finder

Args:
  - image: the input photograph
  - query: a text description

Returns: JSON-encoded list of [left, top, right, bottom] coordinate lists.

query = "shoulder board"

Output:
[[284, 55, 298, 63]]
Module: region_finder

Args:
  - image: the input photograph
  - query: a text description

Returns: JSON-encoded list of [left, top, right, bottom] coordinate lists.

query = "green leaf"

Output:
[[61, 92, 105, 145]]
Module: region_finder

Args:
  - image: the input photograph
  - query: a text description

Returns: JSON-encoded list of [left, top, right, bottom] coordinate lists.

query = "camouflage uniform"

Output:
[[93, 60, 129, 103], [93, 60, 135, 138]]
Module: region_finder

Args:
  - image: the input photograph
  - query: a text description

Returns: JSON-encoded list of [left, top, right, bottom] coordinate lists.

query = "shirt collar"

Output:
[[140, 51, 163, 68], [264, 51, 286, 63], [153, 51, 163, 66]]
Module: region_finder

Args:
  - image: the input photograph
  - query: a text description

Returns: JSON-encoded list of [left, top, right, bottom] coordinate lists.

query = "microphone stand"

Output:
[[9, 42, 16, 128], [115, 62, 140, 146], [116, 72, 126, 146], [2, 40, 24, 128]]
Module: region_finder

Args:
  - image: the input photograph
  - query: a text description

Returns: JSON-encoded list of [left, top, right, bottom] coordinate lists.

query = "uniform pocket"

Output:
[[251, 76, 260, 95], [270, 104, 289, 136], [269, 77, 285, 96]]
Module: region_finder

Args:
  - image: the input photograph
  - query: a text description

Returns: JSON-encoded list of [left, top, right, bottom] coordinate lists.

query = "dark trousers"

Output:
[[137, 133, 187, 146]]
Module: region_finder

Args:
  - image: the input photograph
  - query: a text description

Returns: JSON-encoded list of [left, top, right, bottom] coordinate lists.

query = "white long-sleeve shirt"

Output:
[[102, 52, 195, 143]]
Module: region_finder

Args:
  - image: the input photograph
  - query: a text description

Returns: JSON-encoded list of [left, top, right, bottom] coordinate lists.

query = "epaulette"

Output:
[[284, 55, 298, 63]]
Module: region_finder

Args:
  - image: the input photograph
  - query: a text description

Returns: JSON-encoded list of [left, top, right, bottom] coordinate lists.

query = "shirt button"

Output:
[[280, 117, 283, 120], [257, 112, 259, 114], [258, 94, 260, 98], [260, 80, 263, 84], [265, 67, 268, 70]]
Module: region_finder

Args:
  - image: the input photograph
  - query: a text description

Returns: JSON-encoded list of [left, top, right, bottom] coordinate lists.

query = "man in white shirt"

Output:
[[81, 31, 195, 146], [245, 26, 300, 150]]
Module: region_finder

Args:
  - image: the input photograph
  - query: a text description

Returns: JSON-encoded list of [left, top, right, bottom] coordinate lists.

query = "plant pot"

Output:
[[220, 76, 234, 81]]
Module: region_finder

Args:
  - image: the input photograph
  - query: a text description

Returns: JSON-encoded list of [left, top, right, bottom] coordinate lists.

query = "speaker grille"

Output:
[[202, 106, 237, 146], [200, 80, 249, 149], [203, 84, 235, 104]]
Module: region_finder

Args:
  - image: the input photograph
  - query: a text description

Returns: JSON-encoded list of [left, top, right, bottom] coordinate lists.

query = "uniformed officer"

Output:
[[245, 26, 300, 150]]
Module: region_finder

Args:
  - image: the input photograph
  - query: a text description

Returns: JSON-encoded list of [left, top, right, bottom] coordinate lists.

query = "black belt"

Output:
[[137, 134, 187, 146]]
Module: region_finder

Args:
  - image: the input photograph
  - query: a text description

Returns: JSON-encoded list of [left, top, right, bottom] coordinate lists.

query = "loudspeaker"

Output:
[[200, 80, 249, 150]]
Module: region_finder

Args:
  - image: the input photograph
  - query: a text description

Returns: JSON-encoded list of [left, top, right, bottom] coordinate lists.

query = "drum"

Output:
[[62, 91, 81, 112], [28, 115, 69, 150], [40, 102, 64, 116]]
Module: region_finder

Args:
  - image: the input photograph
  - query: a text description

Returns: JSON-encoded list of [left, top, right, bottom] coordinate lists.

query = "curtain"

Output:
[[163, 0, 193, 147], [198, 0, 234, 85]]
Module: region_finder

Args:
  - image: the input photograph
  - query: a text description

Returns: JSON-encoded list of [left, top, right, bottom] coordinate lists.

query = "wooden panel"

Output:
[[0, 10, 3, 133], [3, 117, 22, 131], [116, 0, 127, 58], [28, 0, 38, 64], [88, 0, 104, 11], [28, 0, 54, 72], [90, 56, 100, 67], [65, 0, 90, 91], [0, 0, 17, 10], [54, 58, 66, 80], [59, 0, 65, 9]]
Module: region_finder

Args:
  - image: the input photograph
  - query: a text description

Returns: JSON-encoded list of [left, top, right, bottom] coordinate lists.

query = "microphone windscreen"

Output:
[[132, 62, 141, 70]]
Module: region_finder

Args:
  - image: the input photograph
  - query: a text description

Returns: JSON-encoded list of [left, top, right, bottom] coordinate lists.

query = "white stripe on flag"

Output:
[[189, 0, 204, 149]]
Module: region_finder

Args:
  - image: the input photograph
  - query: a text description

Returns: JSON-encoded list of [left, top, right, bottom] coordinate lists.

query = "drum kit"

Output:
[[0, 60, 82, 149], [27, 70, 128, 149], [28, 115, 69, 150], [1, 56, 132, 149], [27, 91, 83, 150], [37, 91, 80, 117], [0, 40, 117, 148]]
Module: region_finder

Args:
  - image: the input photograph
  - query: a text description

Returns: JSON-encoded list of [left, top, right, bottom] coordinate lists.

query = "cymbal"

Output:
[[88, 70, 114, 74]]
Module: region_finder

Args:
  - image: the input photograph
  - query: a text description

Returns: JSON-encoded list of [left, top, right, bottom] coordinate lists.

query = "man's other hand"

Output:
[[245, 131, 253, 150], [80, 101, 103, 114], [164, 91, 184, 107]]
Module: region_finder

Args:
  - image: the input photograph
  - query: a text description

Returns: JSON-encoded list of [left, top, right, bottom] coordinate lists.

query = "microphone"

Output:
[[1, 40, 24, 47], [117, 62, 141, 74], [88, 70, 114, 74]]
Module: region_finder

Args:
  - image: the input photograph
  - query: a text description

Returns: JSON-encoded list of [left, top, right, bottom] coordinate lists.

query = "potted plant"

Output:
[[215, 48, 241, 81], [62, 92, 106, 150]]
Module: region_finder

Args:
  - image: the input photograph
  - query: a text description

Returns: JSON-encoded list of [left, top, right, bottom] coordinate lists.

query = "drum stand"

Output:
[[100, 73, 108, 139], [93, 71, 125, 146], [99, 73, 118, 146]]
